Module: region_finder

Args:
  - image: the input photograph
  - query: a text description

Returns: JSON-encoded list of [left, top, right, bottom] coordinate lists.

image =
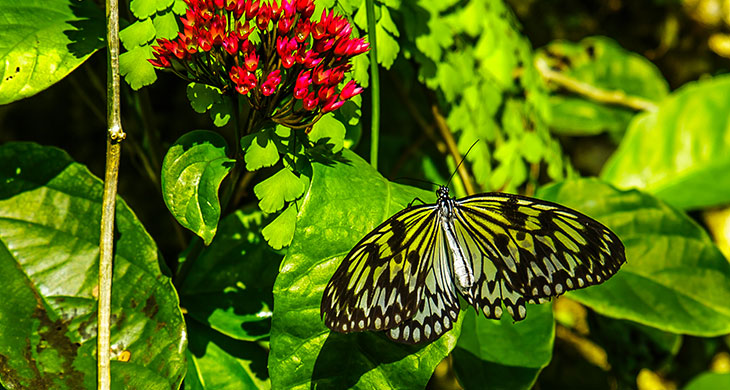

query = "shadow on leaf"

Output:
[[64, 0, 105, 58], [311, 330, 427, 389]]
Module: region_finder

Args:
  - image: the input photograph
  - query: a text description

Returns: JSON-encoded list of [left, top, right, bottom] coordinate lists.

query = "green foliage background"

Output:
[[2, 0, 730, 389]]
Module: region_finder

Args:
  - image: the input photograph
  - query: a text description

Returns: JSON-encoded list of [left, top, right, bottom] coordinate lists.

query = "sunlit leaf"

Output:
[[0, 142, 186, 390], [601, 75, 730, 210], [161, 130, 234, 245], [0, 0, 104, 104]]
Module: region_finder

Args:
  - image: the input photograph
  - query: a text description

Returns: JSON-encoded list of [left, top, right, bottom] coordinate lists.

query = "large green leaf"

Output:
[[538, 178, 730, 336], [269, 150, 461, 390], [0, 0, 104, 104], [0, 142, 186, 389], [453, 304, 554, 390], [601, 75, 730, 209], [161, 130, 234, 245]]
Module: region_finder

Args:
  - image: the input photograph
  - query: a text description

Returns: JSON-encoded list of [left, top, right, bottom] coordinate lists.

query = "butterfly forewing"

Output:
[[321, 204, 460, 338], [455, 193, 625, 305]]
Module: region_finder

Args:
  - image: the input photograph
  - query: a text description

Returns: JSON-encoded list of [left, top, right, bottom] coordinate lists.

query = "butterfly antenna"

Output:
[[446, 140, 479, 188], [394, 177, 441, 189]]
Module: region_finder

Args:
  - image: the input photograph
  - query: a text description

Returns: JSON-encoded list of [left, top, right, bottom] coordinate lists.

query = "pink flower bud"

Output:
[[347, 38, 370, 56], [295, 70, 312, 90], [296, 0, 315, 18], [303, 91, 319, 110], [312, 65, 331, 85], [322, 96, 344, 112], [333, 38, 351, 57], [294, 87, 308, 99], [339, 80, 364, 100]]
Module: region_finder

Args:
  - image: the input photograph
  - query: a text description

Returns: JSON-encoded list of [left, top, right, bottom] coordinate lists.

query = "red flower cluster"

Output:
[[150, 0, 368, 127]]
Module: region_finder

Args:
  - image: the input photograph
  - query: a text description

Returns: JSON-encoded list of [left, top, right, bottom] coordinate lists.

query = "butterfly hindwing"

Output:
[[386, 225, 460, 344], [450, 207, 528, 321], [321, 204, 460, 339]]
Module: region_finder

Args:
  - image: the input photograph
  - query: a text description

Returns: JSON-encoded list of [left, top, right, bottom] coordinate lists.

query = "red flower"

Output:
[[246, 0, 260, 19], [261, 70, 282, 96], [303, 91, 319, 110], [244, 48, 259, 72], [256, 3, 271, 30], [294, 19, 311, 43], [222, 33, 239, 55]]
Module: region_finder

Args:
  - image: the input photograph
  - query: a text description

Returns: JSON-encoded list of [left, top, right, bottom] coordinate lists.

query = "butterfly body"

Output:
[[321, 186, 625, 344]]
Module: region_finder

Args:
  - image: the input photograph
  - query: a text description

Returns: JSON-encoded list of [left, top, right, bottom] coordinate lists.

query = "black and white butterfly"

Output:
[[320, 186, 625, 344]]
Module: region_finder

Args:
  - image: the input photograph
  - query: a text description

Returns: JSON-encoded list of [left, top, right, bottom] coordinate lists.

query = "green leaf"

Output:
[[0, 0, 104, 104], [537, 178, 730, 336], [375, 22, 399, 69], [152, 10, 180, 40], [353, 3, 399, 69], [161, 130, 234, 245], [453, 304, 554, 390], [119, 45, 157, 90], [269, 150, 460, 390], [180, 210, 282, 342], [119, 19, 156, 49], [254, 168, 306, 213], [130, 0, 174, 19], [187, 83, 224, 113], [601, 75, 730, 210], [209, 96, 233, 127], [402, 0, 566, 191], [684, 372, 730, 390], [241, 129, 280, 171], [0, 142, 186, 389], [261, 203, 298, 251], [185, 320, 269, 390], [185, 82, 233, 127], [308, 113, 346, 153]]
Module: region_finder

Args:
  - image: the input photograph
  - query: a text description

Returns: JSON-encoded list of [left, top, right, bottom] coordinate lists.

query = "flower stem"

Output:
[[99, 0, 124, 388], [365, 0, 380, 170]]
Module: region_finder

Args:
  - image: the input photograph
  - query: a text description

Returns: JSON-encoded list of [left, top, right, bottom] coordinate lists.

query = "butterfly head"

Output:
[[436, 186, 451, 201]]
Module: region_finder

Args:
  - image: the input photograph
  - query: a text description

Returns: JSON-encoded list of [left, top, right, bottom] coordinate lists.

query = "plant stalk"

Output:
[[99, 0, 124, 388], [535, 57, 659, 112], [365, 0, 380, 169]]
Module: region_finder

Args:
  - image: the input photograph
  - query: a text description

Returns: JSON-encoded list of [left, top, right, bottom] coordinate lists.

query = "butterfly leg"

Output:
[[407, 197, 427, 208]]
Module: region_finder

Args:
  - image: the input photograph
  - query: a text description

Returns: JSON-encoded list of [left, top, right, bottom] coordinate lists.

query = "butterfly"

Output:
[[320, 186, 625, 344]]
